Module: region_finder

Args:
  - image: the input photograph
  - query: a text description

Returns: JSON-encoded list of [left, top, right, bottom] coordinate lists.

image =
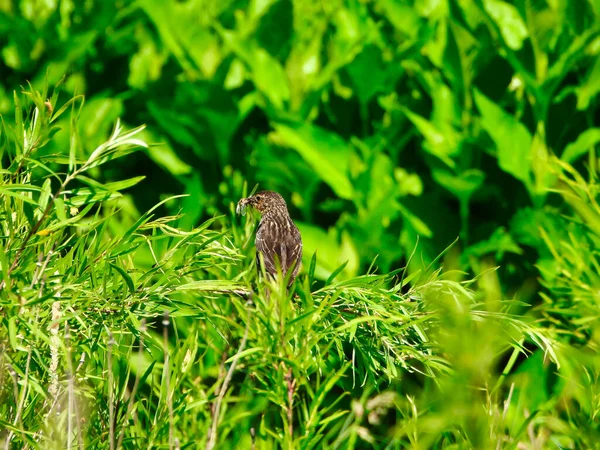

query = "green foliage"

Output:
[[2, 0, 600, 283], [1, 0, 600, 448], [0, 83, 591, 449]]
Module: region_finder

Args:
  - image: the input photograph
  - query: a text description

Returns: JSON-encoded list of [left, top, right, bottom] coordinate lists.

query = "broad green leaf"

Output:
[[140, 0, 194, 73], [273, 123, 353, 199], [466, 227, 523, 259], [178, 173, 205, 230], [484, 0, 527, 51], [253, 48, 291, 109], [377, 0, 420, 38], [395, 168, 423, 196], [400, 107, 456, 167], [474, 90, 532, 187], [575, 55, 600, 111], [297, 223, 358, 280], [219, 29, 290, 110], [397, 202, 433, 238], [531, 127, 553, 196], [561, 128, 600, 164], [432, 169, 485, 200], [346, 45, 403, 105], [147, 142, 193, 176]]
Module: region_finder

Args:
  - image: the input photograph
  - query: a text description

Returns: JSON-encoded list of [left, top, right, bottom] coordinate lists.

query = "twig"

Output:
[[65, 323, 83, 450], [205, 298, 253, 450], [1, 175, 72, 290], [116, 319, 147, 449], [163, 312, 174, 450], [108, 332, 115, 450], [48, 300, 62, 408], [30, 244, 55, 289], [285, 367, 296, 440], [66, 324, 73, 450], [2, 120, 145, 290], [5, 362, 28, 447]]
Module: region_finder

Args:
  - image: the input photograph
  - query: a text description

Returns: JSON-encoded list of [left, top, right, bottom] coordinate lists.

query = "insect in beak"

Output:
[[236, 198, 249, 216]]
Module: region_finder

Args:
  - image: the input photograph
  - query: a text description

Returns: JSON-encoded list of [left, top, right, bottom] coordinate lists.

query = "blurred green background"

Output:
[[3, 0, 598, 289]]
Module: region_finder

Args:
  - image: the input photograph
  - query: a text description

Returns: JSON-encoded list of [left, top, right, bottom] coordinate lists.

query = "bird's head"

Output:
[[236, 191, 288, 216]]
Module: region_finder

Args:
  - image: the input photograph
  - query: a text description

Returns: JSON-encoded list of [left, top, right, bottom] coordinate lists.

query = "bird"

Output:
[[236, 191, 302, 287]]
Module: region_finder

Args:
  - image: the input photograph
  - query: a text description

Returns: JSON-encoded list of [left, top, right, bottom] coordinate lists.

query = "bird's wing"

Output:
[[285, 227, 303, 282], [256, 218, 302, 283], [255, 222, 277, 277]]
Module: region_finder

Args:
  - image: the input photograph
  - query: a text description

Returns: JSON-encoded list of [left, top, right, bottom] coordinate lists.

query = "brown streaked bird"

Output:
[[236, 191, 302, 287]]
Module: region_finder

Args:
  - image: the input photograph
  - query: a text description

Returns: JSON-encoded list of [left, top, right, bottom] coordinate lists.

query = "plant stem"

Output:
[[205, 298, 253, 450]]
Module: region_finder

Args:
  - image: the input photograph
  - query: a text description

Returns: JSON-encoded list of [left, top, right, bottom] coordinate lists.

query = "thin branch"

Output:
[[163, 312, 174, 450], [285, 367, 296, 441], [1, 174, 73, 290], [205, 297, 253, 450], [116, 319, 147, 449], [4, 361, 29, 447], [108, 332, 115, 450]]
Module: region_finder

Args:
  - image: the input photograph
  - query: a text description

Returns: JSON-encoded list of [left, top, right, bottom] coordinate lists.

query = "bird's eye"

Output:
[[255, 195, 262, 200]]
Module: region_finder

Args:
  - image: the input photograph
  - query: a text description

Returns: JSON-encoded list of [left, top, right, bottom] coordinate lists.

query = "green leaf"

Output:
[[70, 192, 122, 207], [400, 107, 456, 167], [432, 169, 485, 200], [474, 89, 532, 187], [305, 362, 352, 432], [484, 0, 527, 51], [574, 55, 600, 110], [146, 139, 193, 176], [346, 45, 403, 105], [37, 178, 52, 220], [308, 251, 317, 284], [109, 262, 135, 296], [78, 175, 146, 193], [326, 261, 348, 285], [8, 316, 18, 350], [0, 186, 39, 205], [13, 91, 24, 155], [54, 197, 67, 222], [297, 223, 358, 280], [46, 203, 95, 231], [219, 29, 290, 110], [397, 202, 433, 238], [272, 123, 354, 199], [561, 128, 600, 164], [224, 347, 264, 364], [466, 227, 523, 259], [253, 48, 291, 109]]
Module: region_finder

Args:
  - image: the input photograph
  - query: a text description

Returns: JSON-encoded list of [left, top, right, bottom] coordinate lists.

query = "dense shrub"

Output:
[[1, 1, 600, 448]]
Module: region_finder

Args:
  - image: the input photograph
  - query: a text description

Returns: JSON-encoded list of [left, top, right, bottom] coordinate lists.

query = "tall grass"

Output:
[[2, 87, 592, 448]]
